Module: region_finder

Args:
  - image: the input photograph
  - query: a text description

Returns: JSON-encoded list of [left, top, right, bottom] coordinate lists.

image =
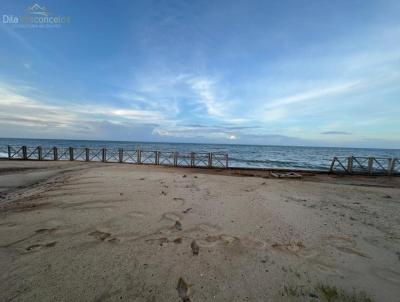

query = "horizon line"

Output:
[[1, 136, 399, 151]]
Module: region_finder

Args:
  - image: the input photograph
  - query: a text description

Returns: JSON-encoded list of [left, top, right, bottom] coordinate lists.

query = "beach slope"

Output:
[[0, 160, 399, 301]]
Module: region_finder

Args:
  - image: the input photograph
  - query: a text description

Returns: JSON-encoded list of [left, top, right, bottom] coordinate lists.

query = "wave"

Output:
[[228, 156, 328, 170]]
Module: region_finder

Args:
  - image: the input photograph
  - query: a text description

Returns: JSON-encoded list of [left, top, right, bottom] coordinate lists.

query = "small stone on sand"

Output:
[[191, 240, 199, 255], [182, 208, 192, 214], [173, 238, 183, 244], [175, 220, 182, 230]]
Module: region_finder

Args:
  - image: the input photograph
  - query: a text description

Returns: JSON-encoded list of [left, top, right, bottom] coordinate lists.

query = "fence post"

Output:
[[22, 146, 27, 160], [225, 154, 229, 168], [119, 148, 123, 163], [388, 158, 395, 175], [102, 148, 106, 162], [190, 152, 195, 167], [7, 145, 11, 159], [155, 151, 159, 165], [174, 152, 178, 167], [69, 147, 74, 161], [137, 149, 141, 164], [208, 153, 212, 168], [368, 157, 374, 175], [347, 156, 353, 174], [85, 148, 89, 161], [38, 146, 43, 161], [53, 147, 58, 160]]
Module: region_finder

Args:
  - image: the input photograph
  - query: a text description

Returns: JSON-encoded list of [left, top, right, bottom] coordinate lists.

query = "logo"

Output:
[[3, 3, 70, 28], [27, 4, 48, 16]]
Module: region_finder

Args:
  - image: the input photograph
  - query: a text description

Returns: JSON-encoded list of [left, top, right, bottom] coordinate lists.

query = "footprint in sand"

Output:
[[89, 230, 111, 241], [220, 234, 240, 245], [271, 242, 305, 253], [160, 212, 184, 230], [197, 235, 221, 248], [195, 234, 237, 248], [197, 223, 222, 233], [35, 228, 57, 234], [26, 241, 57, 251], [126, 211, 147, 218], [145, 237, 169, 246], [161, 212, 182, 222], [172, 197, 186, 206]]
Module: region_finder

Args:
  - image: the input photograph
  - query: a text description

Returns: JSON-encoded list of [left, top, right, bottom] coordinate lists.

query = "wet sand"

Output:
[[0, 160, 399, 301]]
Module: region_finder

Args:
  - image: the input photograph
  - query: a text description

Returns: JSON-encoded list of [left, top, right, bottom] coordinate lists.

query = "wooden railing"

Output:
[[3, 145, 229, 168], [330, 156, 399, 175], [2, 145, 399, 175]]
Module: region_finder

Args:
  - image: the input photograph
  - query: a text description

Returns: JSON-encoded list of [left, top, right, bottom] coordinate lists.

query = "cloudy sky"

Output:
[[0, 0, 399, 148]]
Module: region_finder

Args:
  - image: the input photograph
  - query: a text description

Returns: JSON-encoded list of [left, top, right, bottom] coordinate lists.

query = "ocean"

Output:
[[0, 138, 399, 170]]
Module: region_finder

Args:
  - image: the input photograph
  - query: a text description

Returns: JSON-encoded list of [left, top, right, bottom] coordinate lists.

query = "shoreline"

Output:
[[2, 157, 400, 177]]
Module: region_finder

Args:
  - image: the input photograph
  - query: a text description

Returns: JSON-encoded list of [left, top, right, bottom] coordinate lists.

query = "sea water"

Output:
[[0, 138, 399, 170]]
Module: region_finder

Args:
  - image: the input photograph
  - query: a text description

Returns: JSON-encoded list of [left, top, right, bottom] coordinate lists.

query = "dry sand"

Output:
[[0, 160, 399, 301]]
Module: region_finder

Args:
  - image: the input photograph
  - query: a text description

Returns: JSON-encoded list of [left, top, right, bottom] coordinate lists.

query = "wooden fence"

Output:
[[1, 145, 399, 175], [3, 145, 229, 168], [330, 156, 399, 175]]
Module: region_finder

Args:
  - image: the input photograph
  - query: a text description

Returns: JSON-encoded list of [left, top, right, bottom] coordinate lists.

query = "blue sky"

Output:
[[0, 0, 399, 148]]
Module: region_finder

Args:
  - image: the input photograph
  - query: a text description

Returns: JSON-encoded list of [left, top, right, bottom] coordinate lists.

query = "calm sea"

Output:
[[0, 138, 399, 170]]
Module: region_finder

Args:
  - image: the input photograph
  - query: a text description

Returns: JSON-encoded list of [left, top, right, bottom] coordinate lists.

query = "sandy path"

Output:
[[0, 160, 399, 301]]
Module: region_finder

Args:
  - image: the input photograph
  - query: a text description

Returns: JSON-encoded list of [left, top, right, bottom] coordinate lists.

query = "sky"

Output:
[[0, 0, 399, 148]]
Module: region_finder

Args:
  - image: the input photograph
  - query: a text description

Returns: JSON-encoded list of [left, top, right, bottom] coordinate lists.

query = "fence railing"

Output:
[[2, 146, 399, 175], [330, 156, 399, 175], [3, 145, 229, 169]]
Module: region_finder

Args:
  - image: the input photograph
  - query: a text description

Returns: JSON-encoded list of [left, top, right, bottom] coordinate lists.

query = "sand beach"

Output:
[[0, 160, 399, 301]]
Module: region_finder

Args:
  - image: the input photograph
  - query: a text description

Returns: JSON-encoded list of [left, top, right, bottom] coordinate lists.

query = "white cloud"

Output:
[[110, 109, 164, 121], [0, 83, 168, 134], [263, 108, 288, 122], [152, 124, 241, 140], [125, 72, 247, 125], [187, 77, 224, 117], [264, 81, 362, 110]]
